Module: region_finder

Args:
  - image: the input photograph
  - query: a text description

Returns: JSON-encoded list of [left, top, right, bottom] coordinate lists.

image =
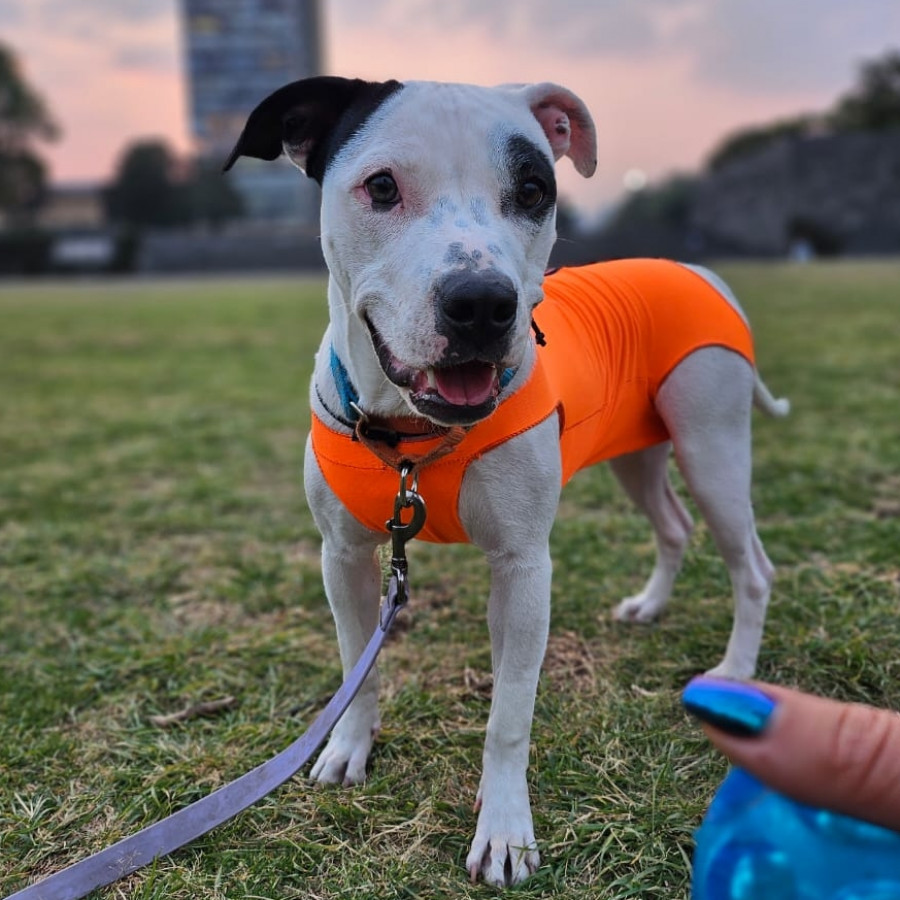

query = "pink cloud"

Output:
[[8, 4, 191, 186], [5, 0, 895, 213], [326, 22, 831, 211]]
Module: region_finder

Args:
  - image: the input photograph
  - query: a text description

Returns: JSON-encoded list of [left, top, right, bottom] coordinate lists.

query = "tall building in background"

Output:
[[180, 0, 322, 223]]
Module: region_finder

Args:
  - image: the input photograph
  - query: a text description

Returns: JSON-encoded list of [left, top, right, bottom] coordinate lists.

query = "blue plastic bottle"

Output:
[[692, 767, 900, 899]]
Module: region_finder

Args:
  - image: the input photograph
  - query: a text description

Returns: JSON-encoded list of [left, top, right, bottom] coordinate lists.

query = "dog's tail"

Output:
[[753, 375, 791, 418]]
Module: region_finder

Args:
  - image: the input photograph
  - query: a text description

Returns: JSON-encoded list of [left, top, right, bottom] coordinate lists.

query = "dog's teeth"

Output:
[[426, 368, 437, 389]]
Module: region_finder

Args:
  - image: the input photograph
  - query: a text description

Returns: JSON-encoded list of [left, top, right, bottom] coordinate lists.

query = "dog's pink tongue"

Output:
[[434, 362, 497, 406]]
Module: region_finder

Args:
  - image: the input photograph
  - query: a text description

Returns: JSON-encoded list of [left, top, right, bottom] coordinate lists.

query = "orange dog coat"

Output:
[[311, 259, 755, 543]]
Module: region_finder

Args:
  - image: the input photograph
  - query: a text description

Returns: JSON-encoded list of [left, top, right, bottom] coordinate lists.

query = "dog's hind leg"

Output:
[[656, 347, 774, 679], [610, 442, 694, 623]]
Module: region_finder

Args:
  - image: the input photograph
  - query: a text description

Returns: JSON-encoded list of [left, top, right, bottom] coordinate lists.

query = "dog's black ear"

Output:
[[223, 76, 403, 183]]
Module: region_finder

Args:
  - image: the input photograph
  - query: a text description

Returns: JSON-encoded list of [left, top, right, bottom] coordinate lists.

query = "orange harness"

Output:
[[311, 259, 755, 543]]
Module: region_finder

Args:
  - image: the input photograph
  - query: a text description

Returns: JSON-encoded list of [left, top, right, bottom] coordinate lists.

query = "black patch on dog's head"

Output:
[[223, 77, 403, 184], [500, 134, 557, 225]]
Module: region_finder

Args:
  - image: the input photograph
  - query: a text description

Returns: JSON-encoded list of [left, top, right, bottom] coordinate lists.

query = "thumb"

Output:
[[683, 677, 900, 832]]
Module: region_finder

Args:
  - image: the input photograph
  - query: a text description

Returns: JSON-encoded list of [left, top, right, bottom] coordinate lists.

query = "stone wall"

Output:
[[138, 221, 326, 273], [690, 130, 900, 255]]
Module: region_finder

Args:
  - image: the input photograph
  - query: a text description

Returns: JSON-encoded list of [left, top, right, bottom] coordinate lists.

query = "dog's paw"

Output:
[[309, 720, 377, 786], [465, 796, 540, 886], [705, 660, 755, 681], [613, 591, 665, 623]]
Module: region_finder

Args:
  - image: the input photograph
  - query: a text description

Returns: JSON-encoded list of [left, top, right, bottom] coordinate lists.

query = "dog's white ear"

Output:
[[223, 76, 403, 183], [515, 83, 597, 178]]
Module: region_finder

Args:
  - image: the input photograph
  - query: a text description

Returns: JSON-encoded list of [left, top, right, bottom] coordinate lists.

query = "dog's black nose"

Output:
[[435, 271, 518, 350]]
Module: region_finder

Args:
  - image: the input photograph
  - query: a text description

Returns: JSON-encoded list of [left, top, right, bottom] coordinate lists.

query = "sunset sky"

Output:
[[3, 0, 899, 215]]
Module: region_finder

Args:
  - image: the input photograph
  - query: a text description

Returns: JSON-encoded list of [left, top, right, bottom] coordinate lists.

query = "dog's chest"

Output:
[[311, 259, 754, 543]]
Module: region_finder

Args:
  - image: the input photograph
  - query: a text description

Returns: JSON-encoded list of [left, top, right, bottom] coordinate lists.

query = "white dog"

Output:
[[225, 76, 788, 886]]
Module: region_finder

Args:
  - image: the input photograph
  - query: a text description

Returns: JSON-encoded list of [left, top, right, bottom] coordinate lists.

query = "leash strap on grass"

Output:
[[5, 592, 407, 900]]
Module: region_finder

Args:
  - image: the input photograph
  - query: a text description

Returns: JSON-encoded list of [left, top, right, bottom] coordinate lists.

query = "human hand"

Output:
[[682, 675, 900, 832]]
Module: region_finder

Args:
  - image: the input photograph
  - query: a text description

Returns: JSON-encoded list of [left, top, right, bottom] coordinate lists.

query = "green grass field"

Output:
[[1, 261, 899, 898]]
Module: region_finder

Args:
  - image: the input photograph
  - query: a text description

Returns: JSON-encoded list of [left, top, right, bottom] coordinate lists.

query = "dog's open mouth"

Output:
[[366, 318, 501, 424], [410, 361, 499, 406]]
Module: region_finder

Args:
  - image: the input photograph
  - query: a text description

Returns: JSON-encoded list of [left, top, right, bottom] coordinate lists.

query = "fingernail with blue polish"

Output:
[[682, 677, 776, 738]]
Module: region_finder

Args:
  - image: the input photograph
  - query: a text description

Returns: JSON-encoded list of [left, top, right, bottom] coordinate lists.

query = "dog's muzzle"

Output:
[[365, 271, 520, 426]]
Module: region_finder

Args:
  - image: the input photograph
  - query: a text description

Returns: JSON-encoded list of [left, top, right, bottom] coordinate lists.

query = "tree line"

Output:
[[605, 51, 900, 238], [3, 41, 899, 234], [707, 51, 900, 171], [0, 42, 243, 229]]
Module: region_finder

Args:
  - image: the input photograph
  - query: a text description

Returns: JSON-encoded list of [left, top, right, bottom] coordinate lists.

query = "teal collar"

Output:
[[325, 345, 516, 426]]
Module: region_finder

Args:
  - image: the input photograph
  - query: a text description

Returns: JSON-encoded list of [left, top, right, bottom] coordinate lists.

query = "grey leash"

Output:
[[5, 474, 427, 900]]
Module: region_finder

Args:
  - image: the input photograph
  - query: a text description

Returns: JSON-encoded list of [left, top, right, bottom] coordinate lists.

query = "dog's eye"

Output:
[[364, 172, 400, 207], [515, 178, 547, 210]]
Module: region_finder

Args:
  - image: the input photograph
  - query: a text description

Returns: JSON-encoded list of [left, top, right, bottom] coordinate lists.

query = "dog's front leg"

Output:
[[309, 536, 382, 785], [466, 547, 551, 886], [305, 445, 384, 786], [461, 420, 561, 886]]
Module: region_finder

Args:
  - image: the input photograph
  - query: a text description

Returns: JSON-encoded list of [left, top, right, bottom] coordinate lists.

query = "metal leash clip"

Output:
[[382, 463, 426, 627]]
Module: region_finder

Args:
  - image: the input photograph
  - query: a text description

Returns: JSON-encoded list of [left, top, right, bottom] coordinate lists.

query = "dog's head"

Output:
[[226, 77, 596, 425]]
